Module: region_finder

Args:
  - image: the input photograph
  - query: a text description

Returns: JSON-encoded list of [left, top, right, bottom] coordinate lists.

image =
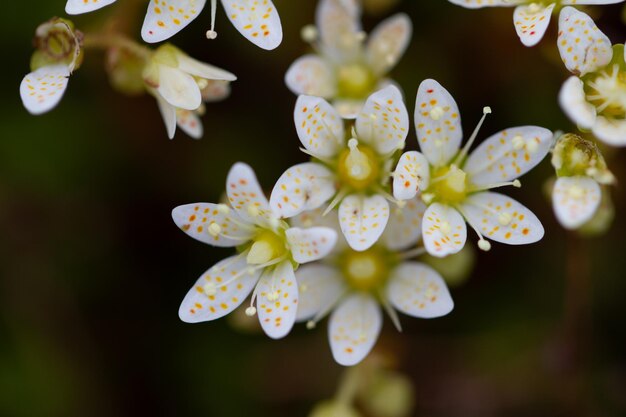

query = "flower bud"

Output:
[[31, 18, 83, 72], [360, 371, 414, 417], [551, 133, 614, 184], [309, 401, 361, 417], [106, 47, 147, 96]]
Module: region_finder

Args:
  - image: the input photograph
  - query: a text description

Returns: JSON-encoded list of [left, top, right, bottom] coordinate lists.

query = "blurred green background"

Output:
[[1, 1, 626, 416]]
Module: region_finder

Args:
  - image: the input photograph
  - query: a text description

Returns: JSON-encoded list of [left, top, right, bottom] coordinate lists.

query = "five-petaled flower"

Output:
[[270, 85, 409, 252], [293, 198, 453, 366], [557, 6, 626, 146], [172, 162, 337, 339], [285, 0, 411, 118], [447, 0, 624, 47], [392, 79, 551, 257]]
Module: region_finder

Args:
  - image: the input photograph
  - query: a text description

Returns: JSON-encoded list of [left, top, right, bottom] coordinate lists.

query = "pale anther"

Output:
[[300, 25, 318, 43], [430, 106, 444, 121], [208, 222, 221, 237], [498, 212, 512, 226], [217, 204, 230, 214], [478, 239, 491, 251], [306, 320, 316, 330], [512, 180, 521, 188], [440, 221, 452, 234], [203, 282, 217, 296], [512, 135, 525, 150], [483, 106, 492, 114], [247, 204, 260, 217], [206, 30, 218, 40], [245, 306, 257, 316]]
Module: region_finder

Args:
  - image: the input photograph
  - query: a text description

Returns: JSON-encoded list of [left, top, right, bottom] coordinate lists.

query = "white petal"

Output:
[[447, 0, 523, 8], [513, 3, 555, 47], [329, 293, 382, 366], [294, 95, 345, 158], [562, 0, 624, 3], [157, 65, 202, 110], [463, 126, 553, 186], [66, 0, 116, 14], [339, 194, 390, 251], [553, 176, 601, 229], [355, 85, 409, 155], [333, 99, 364, 119], [141, 0, 206, 43], [557, 6, 613, 75], [316, 0, 362, 62], [414, 79, 463, 167], [392, 151, 430, 201], [172, 203, 254, 247], [257, 261, 298, 339], [176, 109, 203, 139], [459, 192, 544, 245], [286, 227, 338, 264], [226, 162, 273, 223], [295, 264, 346, 322], [365, 13, 412, 76], [559, 76, 596, 129], [422, 203, 467, 257], [382, 197, 427, 251], [177, 54, 237, 81], [291, 207, 347, 252], [201, 80, 231, 102], [270, 163, 336, 218], [591, 116, 626, 147], [386, 262, 454, 318], [20, 65, 70, 115], [221, 0, 283, 50], [179, 255, 260, 323], [285, 55, 336, 98], [155, 94, 177, 139]]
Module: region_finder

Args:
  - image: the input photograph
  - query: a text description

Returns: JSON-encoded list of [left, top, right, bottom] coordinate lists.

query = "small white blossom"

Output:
[[172, 163, 337, 339], [285, 0, 411, 118], [392, 79, 551, 257]]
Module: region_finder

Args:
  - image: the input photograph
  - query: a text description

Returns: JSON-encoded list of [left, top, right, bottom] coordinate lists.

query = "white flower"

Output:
[[285, 0, 411, 118], [293, 199, 453, 366], [144, 44, 236, 139], [270, 85, 410, 251], [172, 162, 337, 339], [557, 7, 626, 146], [141, 0, 282, 49], [447, 0, 624, 47], [65, 0, 117, 14], [392, 79, 551, 257]]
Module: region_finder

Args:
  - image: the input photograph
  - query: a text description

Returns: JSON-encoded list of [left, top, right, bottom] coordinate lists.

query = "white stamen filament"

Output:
[[323, 187, 350, 216], [469, 179, 521, 193], [206, 0, 218, 39], [400, 246, 427, 260], [346, 139, 372, 180], [455, 205, 491, 252], [454, 106, 492, 166]]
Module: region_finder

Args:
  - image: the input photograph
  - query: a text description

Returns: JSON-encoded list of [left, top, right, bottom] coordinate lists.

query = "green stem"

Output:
[[83, 33, 152, 61]]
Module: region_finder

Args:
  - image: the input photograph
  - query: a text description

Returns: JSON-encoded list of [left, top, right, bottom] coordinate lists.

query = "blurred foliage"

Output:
[[1, 1, 626, 417]]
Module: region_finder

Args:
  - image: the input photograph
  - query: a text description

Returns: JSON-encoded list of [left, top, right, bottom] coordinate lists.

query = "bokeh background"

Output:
[[1, 1, 626, 416]]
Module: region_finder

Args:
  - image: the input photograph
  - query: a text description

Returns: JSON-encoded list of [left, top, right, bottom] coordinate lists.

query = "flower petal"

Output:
[[316, 0, 362, 62], [179, 255, 260, 323], [286, 227, 338, 264], [295, 264, 346, 322], [365, 13, 412, 76], [294, 95, 345, 158], [155, 94, 177, 139], [463, 126, 553, 187], [553, 176, 601, 229], [386, 262, 454, 318], [66, 0, 116, 14], [459, 192, 544, 245], [141, 0, 206, 43], [201, 80, 231, 102], [355, 85, 409, 155], [329, 293, 382, 366], [257, 261, 298, 339], [20, 65, 70, 115], [447, 0, 523, 8], [422, 203, 467, 257], [285, 55, 336, 98], [559, 76, 596, 130], [392, 151, 431, 201], [226, 162, 273, 223], [172, 202, 254, 247], [339, 194, 390, 251], [333, 99, 364, 119], [383, 197, 427, 251], [157, 65, 202, 110], [414, 79, 463, 167], [176, 109, 203, 139], [557, 6, 613, 76], [592, 116, 626, 147], [513, 3, 555, 47], [270, 163, 336, 218], [221, 0, 282, 50], [177, 54, 237, 81], [291, 207, 348, 252]]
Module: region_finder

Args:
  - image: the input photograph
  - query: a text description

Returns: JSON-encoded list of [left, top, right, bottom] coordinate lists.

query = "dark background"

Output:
[[1, 1, 625, 416]]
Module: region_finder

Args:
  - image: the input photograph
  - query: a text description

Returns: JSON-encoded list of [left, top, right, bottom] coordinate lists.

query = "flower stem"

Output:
[[83, 33, 152, 61]]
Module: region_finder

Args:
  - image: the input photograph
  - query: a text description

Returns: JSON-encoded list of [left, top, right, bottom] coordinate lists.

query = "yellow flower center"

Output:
[[337, 63, 376, 100], [246, 230, 287, 265], [426, 164, 468, 205], [341, 248, 390, 292], [585, 64, 626, 119], [337, 139, 381, 191]]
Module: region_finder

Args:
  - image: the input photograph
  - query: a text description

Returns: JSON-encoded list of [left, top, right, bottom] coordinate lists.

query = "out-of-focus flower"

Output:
[[447, 0, 624, 47], [143, 44, 236, 139], [310, 401, 362, 417], [422, 244, 475, 287], [294, 199, 453, 366], [359, 370, 414, 417], [551, 133, 614, 229], [285, 0, 411, 118], [172, 163, 337, 339], [393, 79, 550, 257], [141, 0, 282, 49], [20, 18, 83, 115], [557, 7, 626, 146], [65, 0, 117, 14], [271, 85, 409, 251]]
